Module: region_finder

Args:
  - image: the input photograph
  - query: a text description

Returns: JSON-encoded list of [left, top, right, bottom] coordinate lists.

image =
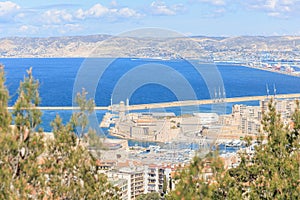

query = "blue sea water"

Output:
[[1, 58, 300, 132]]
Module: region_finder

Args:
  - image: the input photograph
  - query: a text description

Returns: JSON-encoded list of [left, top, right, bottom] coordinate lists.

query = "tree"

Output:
[[70, 88, 95, 140], [168, 99, 300, 199], [163, 175, 167, 195], [13, 67, 42, 133], [0, 68, 119, 199], [0, 67, 45, 198], [38, 114, 119, 199], [38, 90, 118, 199], [243, 135, 253, 147], [136, 192, 161, 200], [0, 65, 11, 131], [215, 99, 300, 199], [167, 151, 223, 200], [70, 88, 105, 157], [0, 65, 16, 198]]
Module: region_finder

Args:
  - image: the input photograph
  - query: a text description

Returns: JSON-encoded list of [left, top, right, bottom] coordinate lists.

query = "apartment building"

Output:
[[230, 99, 299, 135], [107, 166, 144, 200]]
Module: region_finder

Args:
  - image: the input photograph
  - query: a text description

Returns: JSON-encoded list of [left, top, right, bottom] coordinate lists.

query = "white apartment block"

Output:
[[107, 166, 144, 200], [144, 164, 172, 194], [230, 99, 299, 135], [106, 164, 175, 199]]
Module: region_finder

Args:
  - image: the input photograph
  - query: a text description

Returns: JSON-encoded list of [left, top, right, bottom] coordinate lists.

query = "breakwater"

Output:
[[8, 93, 300, 111]]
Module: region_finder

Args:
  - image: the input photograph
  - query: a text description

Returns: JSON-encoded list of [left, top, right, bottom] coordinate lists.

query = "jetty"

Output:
[[7, 93, 300, 111], [124, 93, 300, 111]]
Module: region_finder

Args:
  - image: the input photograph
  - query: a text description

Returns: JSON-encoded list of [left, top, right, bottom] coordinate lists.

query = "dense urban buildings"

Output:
[[96, 97, 300, 199]]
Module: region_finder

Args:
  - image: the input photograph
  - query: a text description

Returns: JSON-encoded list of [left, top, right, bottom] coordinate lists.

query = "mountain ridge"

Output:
[[1, 35, 299, 60]]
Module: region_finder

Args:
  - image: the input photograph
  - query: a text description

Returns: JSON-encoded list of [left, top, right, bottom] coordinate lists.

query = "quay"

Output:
[[7, 93, 300, 111]]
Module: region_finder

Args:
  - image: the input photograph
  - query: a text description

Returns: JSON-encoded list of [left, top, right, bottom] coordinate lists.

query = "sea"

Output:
[[1, 58, 300, 139]]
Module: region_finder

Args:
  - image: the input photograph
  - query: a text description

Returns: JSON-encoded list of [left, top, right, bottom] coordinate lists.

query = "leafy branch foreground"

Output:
[[0, 67, 119, 199]]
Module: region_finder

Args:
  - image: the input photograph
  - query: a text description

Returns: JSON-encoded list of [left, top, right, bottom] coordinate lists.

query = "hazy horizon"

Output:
[[2, 33, 300, 39]]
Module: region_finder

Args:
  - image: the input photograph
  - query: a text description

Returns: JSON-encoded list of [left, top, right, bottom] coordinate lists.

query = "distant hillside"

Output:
[[1, 35, 300, 59], [0, 35, 111, 58]]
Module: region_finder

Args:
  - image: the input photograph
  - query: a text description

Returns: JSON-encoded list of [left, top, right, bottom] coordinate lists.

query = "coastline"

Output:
[[242, 64, 300, 78]]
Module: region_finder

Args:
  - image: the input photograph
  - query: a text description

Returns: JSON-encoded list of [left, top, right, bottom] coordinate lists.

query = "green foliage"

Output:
[[71, 88, 105, 157], [163, 175, 167, 194], [168, 99, 300, 200], [85, 128, 105, 150], [0, 65, 11, 131], [43, 88, 118, 199], [38, 115, 119, 199], [70, 88, 95, 138], [215, 99, 300, 199], [136, 192, 161, 200], [13, 67, 42, 133], [167, 151, 223, 200], [0, 67, 45, 199], [288, 100, 300, 152], [243, 135, 253, 147], [0, 68, 118, 199]]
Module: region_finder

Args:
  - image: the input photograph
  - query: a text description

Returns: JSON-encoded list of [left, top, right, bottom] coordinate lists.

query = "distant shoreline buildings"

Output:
[[220, 98, 298, 135]]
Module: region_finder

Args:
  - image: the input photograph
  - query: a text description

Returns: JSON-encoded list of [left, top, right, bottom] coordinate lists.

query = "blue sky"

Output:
[[0, 0, 300, 37]]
